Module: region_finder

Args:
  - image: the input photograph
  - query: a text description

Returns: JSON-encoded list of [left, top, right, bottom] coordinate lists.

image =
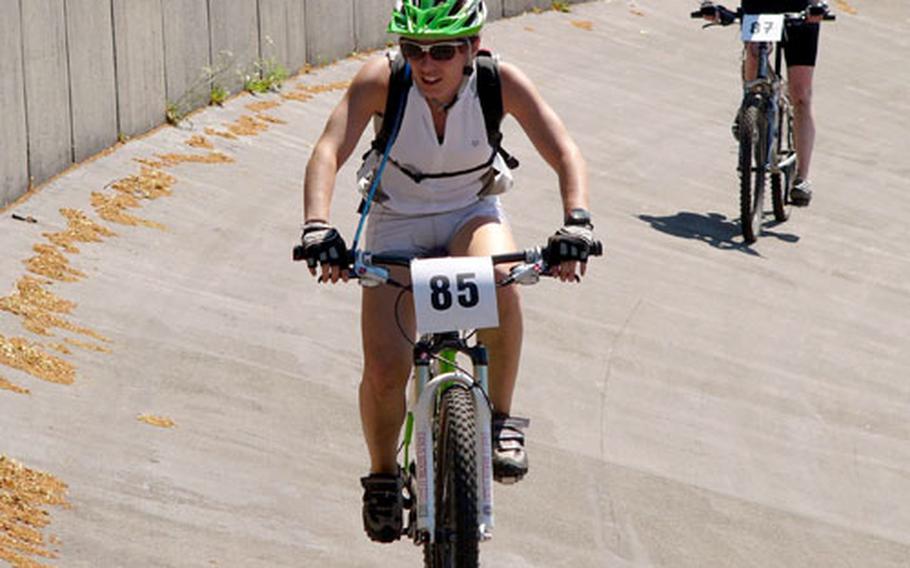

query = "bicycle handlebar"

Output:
[[293, 241, 604, 287], [690, 4, 835, 25], [292, 243, 604, 267], [690, 4, 739, 24], [290, 247, 538, 267], [365, 247, 564, 269]]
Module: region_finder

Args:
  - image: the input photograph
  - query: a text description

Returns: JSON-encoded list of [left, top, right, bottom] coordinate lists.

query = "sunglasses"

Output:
[[399, 40, 467, 62]]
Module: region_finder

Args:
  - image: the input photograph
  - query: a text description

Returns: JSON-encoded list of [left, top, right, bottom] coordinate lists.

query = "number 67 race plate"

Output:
[[411, 256, 499, 334], [741, 14, 785, 42]]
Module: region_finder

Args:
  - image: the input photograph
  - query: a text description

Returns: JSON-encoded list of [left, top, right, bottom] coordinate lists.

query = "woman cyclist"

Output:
[[298, 0, 598, 543]]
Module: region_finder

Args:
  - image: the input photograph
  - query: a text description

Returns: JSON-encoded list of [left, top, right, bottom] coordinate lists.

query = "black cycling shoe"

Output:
[[361, 472, 404, 543], [791, 178, 813, 207], [492, 413, 530, 484]]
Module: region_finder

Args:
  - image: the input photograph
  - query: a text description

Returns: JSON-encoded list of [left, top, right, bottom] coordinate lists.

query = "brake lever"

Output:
[[352, 251, 390, 288], [500, 261, 544, 287]]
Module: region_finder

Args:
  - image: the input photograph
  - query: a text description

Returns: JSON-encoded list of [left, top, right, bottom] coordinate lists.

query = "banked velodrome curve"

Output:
[[1, 1, 908, 566]]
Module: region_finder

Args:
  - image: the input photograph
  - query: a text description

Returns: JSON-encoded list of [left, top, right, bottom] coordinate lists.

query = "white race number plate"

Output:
[[741, 14, 785, 42], [411, 256, 499, 334]]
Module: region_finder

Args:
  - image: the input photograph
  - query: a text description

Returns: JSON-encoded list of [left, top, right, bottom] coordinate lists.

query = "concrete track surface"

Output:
[[1, 1, 908, 566]]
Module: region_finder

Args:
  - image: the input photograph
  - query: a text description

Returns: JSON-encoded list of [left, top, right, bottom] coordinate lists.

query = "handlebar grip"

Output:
[[691, 5, 738, 25]]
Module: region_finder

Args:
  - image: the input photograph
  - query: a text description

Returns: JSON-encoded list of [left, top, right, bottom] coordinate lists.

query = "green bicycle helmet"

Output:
[[388, 0, 487, 39]]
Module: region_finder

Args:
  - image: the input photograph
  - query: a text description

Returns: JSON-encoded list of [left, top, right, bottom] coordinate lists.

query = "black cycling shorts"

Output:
[[781, 22, 820, 67], [741, 0, 820, 67], [742, 0, 808, 11]]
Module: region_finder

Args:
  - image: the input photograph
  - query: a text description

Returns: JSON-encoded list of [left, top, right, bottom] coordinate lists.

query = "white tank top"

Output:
[[366, 64, 513, 216]]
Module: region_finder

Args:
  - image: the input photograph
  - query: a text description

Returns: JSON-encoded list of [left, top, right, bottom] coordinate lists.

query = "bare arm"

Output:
[[303, 56, 389, 223], [499, 61, 589, 219], [500, 62, 595, 281]]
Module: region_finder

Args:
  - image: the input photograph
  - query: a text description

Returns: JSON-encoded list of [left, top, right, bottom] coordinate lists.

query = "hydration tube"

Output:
[[350, 64, 412, 252]]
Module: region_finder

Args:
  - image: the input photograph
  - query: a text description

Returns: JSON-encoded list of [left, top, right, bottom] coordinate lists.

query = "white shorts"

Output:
[[365, 197, 507, 256]]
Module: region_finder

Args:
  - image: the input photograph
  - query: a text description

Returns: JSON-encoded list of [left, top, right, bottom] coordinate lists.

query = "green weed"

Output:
[[210, 84, 229, 106], [244, 37, 289, 94], [165, 50, 235, 125]]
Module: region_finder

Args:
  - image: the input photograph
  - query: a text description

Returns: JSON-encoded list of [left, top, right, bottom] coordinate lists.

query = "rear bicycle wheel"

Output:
[[423, 386, 479, 568], [738, 105, 767, 244], [771, 101, 795, 222]]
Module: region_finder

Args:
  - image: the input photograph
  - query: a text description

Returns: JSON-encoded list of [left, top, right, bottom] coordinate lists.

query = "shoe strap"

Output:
[[361, 473, 402, 492], [493, 415, 530, 429], [361, 474, 403, 516], [493, 415, 530, 444]]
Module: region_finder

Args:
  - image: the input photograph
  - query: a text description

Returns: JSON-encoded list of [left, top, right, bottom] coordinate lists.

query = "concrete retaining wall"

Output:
[[21, 0, 72, 188], [67, 1, 119, 163], [0, 0, 588, 207], [0, 0, 29, 203], [162, 0, 211, 108]]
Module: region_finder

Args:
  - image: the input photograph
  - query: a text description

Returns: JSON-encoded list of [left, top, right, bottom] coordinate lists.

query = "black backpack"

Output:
[[372, 50, 519, 171]]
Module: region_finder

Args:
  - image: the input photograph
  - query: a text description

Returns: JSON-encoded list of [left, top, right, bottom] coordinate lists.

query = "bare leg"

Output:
[[787, 65, 816, 180], [359, 266, 414, 474], [743, 43, 760, 81], [448, 216, 523, 415]]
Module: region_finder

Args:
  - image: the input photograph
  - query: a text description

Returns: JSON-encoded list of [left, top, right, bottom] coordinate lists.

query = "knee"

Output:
[[789, 86, 813, 112]]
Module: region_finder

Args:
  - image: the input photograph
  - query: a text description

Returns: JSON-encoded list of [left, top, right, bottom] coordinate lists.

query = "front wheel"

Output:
[[423, 386, 479, 568], [738, 105, 767, 244]]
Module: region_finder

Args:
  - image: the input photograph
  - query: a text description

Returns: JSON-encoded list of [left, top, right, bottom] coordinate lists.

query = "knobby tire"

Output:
[[739, 105, 766, 244], [423, 386, 479, 568]]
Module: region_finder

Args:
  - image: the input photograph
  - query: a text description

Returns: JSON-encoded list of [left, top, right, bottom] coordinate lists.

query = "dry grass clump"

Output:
[[138, 414, 176, 428], [0, 456, 69, 567], [0, 377, 30, 395], [0, 335, 76, 385], [245, 100, 280, 112], [282, 80, 350, 102], [185, 135, 214, 149], [0, 276, 106, 342]]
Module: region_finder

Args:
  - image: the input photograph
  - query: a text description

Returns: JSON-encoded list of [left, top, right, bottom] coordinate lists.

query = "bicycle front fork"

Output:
[[402, 341, 495, 544]]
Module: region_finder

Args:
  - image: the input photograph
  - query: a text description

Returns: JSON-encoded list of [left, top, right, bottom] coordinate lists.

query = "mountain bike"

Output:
[[690, 4, 834, 243], [294, 241, 601, 566]]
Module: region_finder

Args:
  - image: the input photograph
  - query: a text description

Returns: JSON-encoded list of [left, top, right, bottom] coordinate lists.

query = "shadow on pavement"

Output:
[[638, 211, 800, 255]]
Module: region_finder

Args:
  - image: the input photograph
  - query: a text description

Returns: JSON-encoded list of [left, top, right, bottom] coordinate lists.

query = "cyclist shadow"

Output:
[[638, 211, 799, 255]]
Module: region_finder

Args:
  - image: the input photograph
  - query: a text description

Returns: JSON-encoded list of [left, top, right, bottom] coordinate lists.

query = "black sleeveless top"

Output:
[[741, 0, 810, 13]]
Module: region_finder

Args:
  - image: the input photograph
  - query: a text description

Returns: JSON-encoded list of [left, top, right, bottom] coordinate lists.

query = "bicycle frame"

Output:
[[692, 2, 832, 184], [290, 243, 601, 560], [405, 333, 495, 544], [337, 246, 551, 550], [735, 20, 804, 234], [741, 40, 785, 173]]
